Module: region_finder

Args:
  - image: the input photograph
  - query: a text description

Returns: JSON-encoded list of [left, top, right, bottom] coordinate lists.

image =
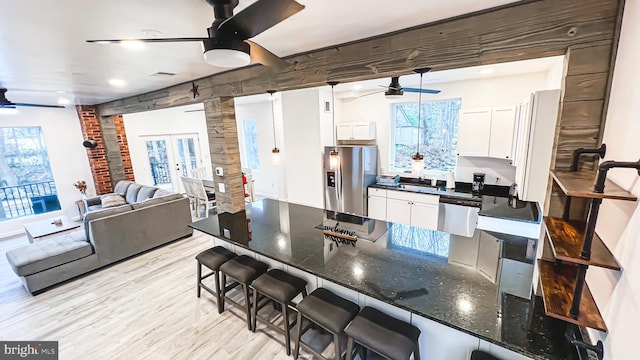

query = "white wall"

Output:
[[123, 104, 211, 187], [281, 89, 324, 208], [587, 1, 640, 357], [340, 71, 554, 184], [0, 107, 95, 237]]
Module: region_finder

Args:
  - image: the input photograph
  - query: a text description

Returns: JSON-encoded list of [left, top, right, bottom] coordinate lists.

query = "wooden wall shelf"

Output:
[[551, 170, 637, 201], [538, 260, 607, 332], [543, 217, 621, 270]]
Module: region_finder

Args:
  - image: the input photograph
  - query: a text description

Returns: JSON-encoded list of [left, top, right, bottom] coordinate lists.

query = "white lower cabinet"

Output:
[[367, 195, 387, 220], [411, 314, 481, 360], [410, 201, 439, 230], [386, 190, 439, 230], [386, 198, 412, 225]]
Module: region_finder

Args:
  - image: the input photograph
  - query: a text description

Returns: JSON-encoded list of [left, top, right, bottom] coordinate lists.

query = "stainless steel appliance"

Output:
[[438, 198, 480, 237], [324, 145, 377, 216]]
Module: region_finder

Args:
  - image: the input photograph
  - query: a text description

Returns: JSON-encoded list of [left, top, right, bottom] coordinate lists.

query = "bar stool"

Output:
[[219, 255, 268, 330], [196, 246, 237, 313], [345, 306, 421, 360], [293, 288, 360, 360], [251, 269, 308, 355]]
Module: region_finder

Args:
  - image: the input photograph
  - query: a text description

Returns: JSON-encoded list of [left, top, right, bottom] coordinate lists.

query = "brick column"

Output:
[[113, 115, 135, 182], [76, 105, 113, 194], [76, 106, 134, 195]]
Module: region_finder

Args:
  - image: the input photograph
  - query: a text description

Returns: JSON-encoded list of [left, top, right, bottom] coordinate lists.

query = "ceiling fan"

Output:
[[355, 70, 441, 99], [0, 89, 65, 109], [87, 0, 304, 69]]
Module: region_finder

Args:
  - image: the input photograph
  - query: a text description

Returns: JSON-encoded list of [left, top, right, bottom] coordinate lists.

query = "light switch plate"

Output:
[[215, 167, 224, 176], [218, 183, 225, 193]]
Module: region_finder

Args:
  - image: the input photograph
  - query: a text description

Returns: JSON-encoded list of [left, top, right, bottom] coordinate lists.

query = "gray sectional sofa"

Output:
[[5, 180, 193, 294]]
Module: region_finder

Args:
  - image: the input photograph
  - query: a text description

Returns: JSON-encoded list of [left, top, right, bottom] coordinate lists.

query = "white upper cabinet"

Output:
[[336, 122, 376, 140], [489, 106, 518, 159], [457, 108, 492, 157], [458, 106, 518, 160]]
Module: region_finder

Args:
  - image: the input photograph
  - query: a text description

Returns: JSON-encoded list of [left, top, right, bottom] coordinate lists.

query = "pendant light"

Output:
[[267, 90, 280, 165], [328, 81, 340, 170], [411, 68, 431, 174]]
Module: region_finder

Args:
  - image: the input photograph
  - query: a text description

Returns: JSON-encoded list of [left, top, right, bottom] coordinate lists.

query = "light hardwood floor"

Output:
[[0, 231, 326, 360]]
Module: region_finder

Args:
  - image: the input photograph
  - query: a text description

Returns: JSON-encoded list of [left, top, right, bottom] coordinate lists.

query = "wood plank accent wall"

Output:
[[203, 97, 245, 214], [91, 0, 624, 214]]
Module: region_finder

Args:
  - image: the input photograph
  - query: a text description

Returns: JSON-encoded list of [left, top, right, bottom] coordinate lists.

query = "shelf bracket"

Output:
[[564, 144, 607, 219], [566, 326, 604, 360]]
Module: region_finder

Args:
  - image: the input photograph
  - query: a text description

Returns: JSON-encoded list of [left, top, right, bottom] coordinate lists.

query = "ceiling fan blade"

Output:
[[87, 38, 207, 44], [403, 88, 441, 94], [218, 0, 305, 38], [13, 103, 65, 109], [184, 109, 205, 113], [245, 40, 289, 70], [358, 90, 385, 98]]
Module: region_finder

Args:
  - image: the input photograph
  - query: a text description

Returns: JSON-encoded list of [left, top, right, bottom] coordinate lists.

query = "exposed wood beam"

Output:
[[97, 0, 618, 116]]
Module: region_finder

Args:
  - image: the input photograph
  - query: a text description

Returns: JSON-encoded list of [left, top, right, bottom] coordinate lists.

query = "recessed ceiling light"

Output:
[[108, 78, 126, 87], [479, 68, 494, 75], [353, 84, 363, 90], [56, 90, 67, 94], [120, 40, 144, 50], [57, 98, 70, 105]]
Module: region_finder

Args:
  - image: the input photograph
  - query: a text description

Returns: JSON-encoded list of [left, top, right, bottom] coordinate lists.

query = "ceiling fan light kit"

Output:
[[87, 0, 304, 69]]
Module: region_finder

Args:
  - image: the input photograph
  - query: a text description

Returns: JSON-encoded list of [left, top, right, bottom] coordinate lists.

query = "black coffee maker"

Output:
[[472, 173, 485, 195]]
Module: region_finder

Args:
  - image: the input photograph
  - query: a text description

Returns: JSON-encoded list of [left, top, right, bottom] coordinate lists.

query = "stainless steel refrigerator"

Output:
[[324, 145, 377, 216]]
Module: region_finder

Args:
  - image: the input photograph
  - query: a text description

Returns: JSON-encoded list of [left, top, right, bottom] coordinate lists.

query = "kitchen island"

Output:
[[190, 199, 570, 360]]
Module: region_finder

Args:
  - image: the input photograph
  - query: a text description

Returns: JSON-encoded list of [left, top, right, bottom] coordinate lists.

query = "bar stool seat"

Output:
[[252, 269, 307, 304], [345, 306, 421, 360], [219, 255, 268, 330], [251, 269, 308, 355], [294, 288, 360, 360], [196, 246, 237, 313]]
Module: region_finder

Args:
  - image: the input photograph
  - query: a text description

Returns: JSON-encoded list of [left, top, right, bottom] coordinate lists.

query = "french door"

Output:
[[143, 134, 202, 192]]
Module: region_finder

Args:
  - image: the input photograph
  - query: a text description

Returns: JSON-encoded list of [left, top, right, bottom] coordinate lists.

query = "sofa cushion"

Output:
[[136, 186, 157, 202], [6, 230, 92, 276], [83, 204, 132, 240], [125, 183, 142, 204], [132, 194, 184, 210], [101, 194, 126, 208], [113, 180, 133, 195]]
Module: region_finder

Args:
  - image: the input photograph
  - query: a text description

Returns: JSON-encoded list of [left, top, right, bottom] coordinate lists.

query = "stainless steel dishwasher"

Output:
[[437, 198, 481, 237]]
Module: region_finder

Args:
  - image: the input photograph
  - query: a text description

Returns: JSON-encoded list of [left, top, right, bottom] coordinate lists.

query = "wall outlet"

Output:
[[218, 183, 225, 193], [215, 167, 224, 176]]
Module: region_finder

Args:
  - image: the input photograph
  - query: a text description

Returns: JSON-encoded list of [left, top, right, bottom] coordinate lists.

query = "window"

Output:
[[243, 120, 260, 170], [390, 98, 461, 173], [0, 127, 59, 220]]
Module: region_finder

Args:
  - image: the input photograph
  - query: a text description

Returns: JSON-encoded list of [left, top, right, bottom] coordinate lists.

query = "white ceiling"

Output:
[[0, 0, 519, 107]]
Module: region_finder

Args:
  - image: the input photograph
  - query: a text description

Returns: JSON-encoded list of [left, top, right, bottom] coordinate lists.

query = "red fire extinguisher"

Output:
[[242, 172, 249, 198]]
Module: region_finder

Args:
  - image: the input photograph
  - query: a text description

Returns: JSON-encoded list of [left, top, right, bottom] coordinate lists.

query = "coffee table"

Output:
[[24, 215, 81, 243]]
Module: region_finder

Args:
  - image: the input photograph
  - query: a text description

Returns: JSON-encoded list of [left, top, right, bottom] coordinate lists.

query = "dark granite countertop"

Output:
[[190, 199, 571, 360], [369, 182, 541, 223]]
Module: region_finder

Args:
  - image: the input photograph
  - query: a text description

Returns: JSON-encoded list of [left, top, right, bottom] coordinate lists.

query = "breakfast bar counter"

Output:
[[190, 199, 571, 360]]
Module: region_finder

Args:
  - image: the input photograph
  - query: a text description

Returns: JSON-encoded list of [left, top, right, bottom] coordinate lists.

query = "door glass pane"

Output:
[[146, 140, 171, 186], [176, 137, 198, 176]]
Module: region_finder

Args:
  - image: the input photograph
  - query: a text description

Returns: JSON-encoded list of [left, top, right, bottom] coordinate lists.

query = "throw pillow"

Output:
[[101, 194, 126, 209]]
